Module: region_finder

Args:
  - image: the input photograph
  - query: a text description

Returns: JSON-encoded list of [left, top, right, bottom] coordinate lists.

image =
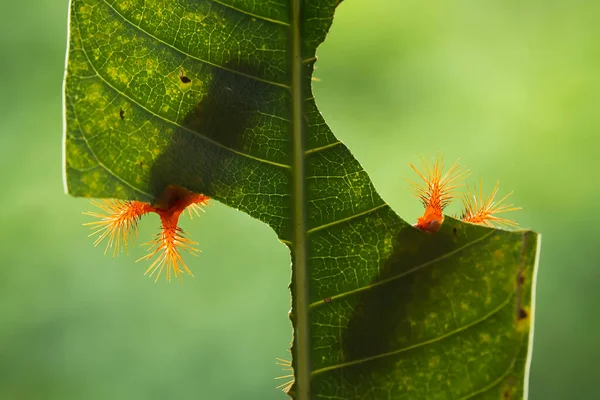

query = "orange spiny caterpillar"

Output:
[[408, 153, 470, 232], [409, 154, 521, 231], [84, 185, 210, 282], [459, 180, 521, 229], [275, 358, 294, 394]]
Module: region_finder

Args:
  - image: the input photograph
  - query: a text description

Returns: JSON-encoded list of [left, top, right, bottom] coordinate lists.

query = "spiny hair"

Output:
[[275, 358, 294, 394], [83, 188, 210, 282], [409, 153, 470, 212], [83, 200, 152, 256], [138, 213, 199, 283], [409, 153, 469, 232], [460, 180, 521, 229]]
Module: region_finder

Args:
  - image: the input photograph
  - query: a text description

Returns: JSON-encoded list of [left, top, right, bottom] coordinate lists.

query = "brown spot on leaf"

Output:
[[516, 306, 531, 332], [179, 69, 191, 84], [518, 308, 528, 320], [119, 108, 125, 120], [502, 376, 515, 399]]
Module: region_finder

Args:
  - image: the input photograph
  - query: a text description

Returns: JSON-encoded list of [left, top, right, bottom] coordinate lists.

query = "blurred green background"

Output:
[[1, 0, 598, 398]]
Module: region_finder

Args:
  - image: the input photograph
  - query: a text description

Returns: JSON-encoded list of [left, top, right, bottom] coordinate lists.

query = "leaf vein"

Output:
[[311, 292, 514, 376], [306, 203, 388, 235], [208, 0, 290, 26], [309, 230, 497, 309], [73, 21, 292, 170], [458, 338, 526, 400], [66, 95, 154, 199], [102, 0, 290, 89], [305, 141, 343, 155]]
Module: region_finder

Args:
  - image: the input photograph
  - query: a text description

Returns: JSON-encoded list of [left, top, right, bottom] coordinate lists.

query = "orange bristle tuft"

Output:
[[138, 211, 199, 283], [185, 194, 210, 220], [275, 358, 294, 394], [409, 154, 469, 232], [83, 200, 152, 256], [460, 180, 521, 229]]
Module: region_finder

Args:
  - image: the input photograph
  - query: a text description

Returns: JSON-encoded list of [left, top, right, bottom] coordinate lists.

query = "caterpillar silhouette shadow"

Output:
[[147, 58, 526, 398], [341, 220, 461, 360], [317, 218, 528, 398], [148, 64, 289, 203]]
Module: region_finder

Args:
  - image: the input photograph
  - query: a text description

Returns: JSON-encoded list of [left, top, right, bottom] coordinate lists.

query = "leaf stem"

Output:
[[291, 0, 310, 398]]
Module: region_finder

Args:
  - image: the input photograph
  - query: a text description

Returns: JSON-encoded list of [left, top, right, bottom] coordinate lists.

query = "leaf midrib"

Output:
[[290, 0, 310, 398]]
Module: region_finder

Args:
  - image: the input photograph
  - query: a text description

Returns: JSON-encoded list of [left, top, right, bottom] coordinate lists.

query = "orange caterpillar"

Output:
[[409, 154, 520, 232], [83, 185, 209, 282]]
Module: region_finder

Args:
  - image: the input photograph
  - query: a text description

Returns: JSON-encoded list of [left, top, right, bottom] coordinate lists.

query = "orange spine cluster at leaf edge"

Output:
[[83, 186, 210, 282], [408, 154, 469, 232], [409, 154, 521, 232], [460, 180, 522, 229]]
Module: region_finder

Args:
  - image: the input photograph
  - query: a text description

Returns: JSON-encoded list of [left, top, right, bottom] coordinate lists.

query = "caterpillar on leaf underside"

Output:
[[83, 185, 209, 282], [82, 154, 519, 282], [271, 155, 520, 395]]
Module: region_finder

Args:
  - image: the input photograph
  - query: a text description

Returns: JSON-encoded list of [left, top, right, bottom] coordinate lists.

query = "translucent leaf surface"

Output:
[[63, 0, 541, 398]]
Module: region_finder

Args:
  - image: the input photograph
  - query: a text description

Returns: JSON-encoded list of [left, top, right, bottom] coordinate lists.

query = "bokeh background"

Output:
[[1, 0, 598, 398]]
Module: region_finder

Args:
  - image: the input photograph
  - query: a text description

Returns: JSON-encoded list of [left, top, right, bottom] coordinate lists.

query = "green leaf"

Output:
[[63, 0, 541, 399]]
